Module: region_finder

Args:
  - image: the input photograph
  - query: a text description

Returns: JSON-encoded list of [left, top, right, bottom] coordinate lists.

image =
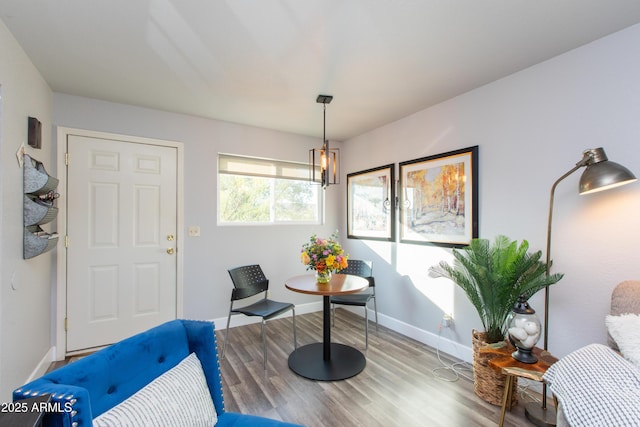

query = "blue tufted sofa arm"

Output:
[[14, 319, 303, 427]]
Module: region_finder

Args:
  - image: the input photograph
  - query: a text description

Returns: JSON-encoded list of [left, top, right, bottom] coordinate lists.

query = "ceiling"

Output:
[[2, 1, 640, 141]]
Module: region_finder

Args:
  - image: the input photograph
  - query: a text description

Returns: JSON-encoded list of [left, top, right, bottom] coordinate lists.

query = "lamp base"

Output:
[[512, 348, 538, 364], [525, 402, 556, 427]]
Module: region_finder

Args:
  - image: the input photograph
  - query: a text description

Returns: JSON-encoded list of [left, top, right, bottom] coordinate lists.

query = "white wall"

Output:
[[342, 23, 640, 359], [52, 95, 344, 322], [0, 20, 54, 401]]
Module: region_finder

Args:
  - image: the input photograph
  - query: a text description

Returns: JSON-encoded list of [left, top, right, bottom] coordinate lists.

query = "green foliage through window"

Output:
[[218, 154, 321, 224]]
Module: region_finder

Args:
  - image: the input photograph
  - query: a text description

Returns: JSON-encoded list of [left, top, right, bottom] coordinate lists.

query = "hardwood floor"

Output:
[[218, 310, 544, 427], [48, 310, 547, 426]]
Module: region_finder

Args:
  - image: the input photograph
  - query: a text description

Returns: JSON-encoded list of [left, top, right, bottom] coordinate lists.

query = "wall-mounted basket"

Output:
[[24, 195, 58, 226], [24, 225, 59, 260], [23, 154, 59, 259], [24, 154, 59, 194]]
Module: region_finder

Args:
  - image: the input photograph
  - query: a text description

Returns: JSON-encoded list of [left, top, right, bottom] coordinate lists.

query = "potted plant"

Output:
[[429, 235, 563, 405]]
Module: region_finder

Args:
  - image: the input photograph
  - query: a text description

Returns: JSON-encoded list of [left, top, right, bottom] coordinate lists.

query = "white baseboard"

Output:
[[375, 310, 473, 363], [26, 347, 56, 384], [211, 302, 473, 364]]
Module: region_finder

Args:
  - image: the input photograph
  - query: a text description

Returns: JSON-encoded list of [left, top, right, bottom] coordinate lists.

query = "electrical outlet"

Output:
[[188, 226, 200, 237]]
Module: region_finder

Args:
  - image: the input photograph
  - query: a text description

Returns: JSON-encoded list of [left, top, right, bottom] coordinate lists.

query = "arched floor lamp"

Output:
[[527, 147, 637, 426]]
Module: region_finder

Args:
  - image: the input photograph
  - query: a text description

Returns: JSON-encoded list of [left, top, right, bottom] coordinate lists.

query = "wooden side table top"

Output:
[[285, 273, 368, 296], [482, 341, 558, 381]]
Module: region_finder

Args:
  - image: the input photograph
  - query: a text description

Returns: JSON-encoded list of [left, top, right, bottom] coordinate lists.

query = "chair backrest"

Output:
[[339, 259, 374, 287], [228, 264, 269, 300]]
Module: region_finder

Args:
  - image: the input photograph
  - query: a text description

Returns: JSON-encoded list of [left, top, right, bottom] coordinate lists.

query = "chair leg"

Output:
[[364, 305, 369, 351], [373, 296, 379, 332], [292, 307, 297, 349], [261, 319, 267, 370], [222, 310, 233, 360], [331, 303, 336, 326]]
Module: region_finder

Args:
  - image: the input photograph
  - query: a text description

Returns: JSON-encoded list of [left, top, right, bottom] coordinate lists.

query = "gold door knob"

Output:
[[167, 247, 175, 255]]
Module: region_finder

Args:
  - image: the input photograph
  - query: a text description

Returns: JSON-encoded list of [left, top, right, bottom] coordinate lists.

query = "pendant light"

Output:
[[309, 94, 339, 188]]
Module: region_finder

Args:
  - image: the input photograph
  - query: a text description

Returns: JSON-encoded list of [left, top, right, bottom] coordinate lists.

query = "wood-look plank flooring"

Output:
[[218, 309, 545, 427], [48, 310, 548, 426]]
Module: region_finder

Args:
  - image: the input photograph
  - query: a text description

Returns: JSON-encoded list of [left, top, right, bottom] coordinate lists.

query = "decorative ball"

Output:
[[521, 335, 539, 349], [508, 327, 528, 342], [514, 317, 528, 329], [524, 321, 539, 335]]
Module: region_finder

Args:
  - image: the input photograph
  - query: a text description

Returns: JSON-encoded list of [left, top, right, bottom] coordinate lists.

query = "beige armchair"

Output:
[[608, 280, 640, 350]]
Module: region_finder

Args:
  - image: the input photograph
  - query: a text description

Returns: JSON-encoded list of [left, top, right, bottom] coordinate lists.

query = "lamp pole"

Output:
[[528, 157, 588, 426], [322, 102, 329, 188], [527, 148, 636, 427], [543, 153, 592, 348]]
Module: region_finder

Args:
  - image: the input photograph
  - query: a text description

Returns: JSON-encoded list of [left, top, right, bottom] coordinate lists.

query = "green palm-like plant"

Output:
[[430, 235, 564, 343]]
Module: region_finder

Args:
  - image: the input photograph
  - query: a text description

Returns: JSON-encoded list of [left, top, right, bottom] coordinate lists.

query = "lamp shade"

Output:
[[579, 160, 637, 194], [579, 148, 637, 195]]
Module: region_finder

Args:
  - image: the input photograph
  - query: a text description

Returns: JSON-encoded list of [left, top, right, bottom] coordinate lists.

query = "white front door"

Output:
[[65, 134, 180, 352]]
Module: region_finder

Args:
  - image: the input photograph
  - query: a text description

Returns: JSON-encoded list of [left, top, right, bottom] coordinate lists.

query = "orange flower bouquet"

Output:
[[300, 232, 348, 283]]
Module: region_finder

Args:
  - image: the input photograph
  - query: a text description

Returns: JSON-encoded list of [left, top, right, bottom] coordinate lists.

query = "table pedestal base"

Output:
[[288, 343, 366, 381]]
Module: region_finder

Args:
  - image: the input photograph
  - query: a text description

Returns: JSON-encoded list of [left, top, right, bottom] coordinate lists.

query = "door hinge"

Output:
[[65, 152, 69, 166], [64, 318, 68, 332], [65, 235, 69, 248]]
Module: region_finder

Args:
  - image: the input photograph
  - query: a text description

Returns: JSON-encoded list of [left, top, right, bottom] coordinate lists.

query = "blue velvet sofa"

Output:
[[14, 319, 303, 427]]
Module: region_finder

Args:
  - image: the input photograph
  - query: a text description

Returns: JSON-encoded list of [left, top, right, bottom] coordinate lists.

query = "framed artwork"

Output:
[[399, 146, 478, 247], [347, 164, 395, 241]]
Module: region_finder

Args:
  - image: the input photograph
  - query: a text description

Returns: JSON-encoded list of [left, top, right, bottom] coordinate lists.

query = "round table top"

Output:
[[285, 273, 369, 296]]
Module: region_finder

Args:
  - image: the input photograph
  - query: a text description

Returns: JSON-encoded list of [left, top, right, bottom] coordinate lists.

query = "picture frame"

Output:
[[399, 146, 478, 247], [347, 164, 395, 241]]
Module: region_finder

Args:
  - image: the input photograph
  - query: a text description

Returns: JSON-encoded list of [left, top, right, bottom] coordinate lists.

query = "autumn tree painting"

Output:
[[400, 146, 478, 247]]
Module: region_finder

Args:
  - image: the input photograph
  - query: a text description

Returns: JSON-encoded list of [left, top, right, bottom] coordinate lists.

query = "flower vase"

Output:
[[315, 270, 332, 283]]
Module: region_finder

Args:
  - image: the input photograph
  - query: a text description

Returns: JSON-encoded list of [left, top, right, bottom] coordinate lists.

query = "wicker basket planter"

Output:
[[471, 330, 517, 407]]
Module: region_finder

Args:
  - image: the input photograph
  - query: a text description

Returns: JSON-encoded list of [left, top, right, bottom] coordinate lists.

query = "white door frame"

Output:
[[55, 127, 184, 360]]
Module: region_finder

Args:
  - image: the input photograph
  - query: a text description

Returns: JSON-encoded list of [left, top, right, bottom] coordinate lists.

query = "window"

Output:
[[218, 154, 322, 225]]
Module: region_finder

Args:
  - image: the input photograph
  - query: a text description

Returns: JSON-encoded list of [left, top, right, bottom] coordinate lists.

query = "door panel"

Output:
[[66, 135, 178, 352]]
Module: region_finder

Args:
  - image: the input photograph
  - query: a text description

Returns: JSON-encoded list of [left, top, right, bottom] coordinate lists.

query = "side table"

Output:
[[484, 342, 557, 427], [0, 394, 51, 427]]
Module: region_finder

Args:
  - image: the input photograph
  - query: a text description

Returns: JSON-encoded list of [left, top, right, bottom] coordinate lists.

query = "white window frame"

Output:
[[217, 153, 323, 225]]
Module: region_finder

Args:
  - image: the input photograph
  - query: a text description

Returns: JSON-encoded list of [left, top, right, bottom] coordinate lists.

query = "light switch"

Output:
[[188, 226, 200, 237]]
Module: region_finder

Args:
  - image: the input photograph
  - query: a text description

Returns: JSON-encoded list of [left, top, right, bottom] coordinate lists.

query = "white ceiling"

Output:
[[2, 1, 640, 141]]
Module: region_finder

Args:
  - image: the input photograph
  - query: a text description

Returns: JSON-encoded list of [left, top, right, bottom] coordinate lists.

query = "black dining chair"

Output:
[[222, 264, 297, 369], [331, 259, 377, 350]]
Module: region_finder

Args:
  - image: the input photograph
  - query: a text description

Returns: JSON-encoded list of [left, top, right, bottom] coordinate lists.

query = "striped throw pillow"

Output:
[[93, 352, 216, 427]]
